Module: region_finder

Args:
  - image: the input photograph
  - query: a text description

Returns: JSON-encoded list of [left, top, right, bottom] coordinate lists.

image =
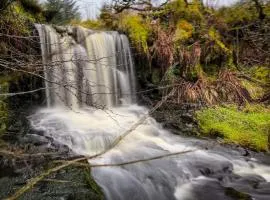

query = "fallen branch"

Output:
[[86, 87, 177, 160], [5, 88, 177, 200], [90, 150, 194, 168], [6, 149, 194, 200], [0, 87, 47, 97], [5, 157, 86, 200], [54, 149, 195, 168], [41, 178, 87, 186]]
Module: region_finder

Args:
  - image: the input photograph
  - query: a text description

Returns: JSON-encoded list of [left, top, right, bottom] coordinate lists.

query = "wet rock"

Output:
[[0, 109, 103, 200], [23, 134, 50, 145], [53, 25, 67, 34], [151, 102, 201, 137], [242, 149, 251, 157], [181, 113, 194, 123]]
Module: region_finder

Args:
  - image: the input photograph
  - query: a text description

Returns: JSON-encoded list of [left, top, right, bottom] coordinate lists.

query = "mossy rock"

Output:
[[225, 187, 252, 200]]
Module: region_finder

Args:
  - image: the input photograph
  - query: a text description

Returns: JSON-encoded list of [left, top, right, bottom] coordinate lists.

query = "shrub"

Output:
[[119, 14, 151, 53]]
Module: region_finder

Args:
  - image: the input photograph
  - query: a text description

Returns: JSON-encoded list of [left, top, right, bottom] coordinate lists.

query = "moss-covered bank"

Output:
[[196, 104, 270, 151]]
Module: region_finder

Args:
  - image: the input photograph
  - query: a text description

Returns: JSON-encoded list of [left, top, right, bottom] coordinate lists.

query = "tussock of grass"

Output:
[[196, 104, 270, 151]]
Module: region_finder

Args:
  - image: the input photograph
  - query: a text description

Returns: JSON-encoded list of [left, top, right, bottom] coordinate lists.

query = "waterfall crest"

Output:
[[35, 24, 136, 108]]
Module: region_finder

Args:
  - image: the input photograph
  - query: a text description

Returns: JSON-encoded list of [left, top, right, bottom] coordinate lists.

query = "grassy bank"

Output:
[[196, 104, 270, 151]]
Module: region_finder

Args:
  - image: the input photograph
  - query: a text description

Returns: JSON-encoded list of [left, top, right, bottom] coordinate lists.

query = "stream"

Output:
[[29, 104, 270, 200], [26, 24, 270, 200]]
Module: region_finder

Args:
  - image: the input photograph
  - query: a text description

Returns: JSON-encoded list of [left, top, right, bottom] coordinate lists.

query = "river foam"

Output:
[[30, 105, 270, 200]]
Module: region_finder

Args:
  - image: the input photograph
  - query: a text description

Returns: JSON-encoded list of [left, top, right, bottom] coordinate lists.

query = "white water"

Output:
[[35, 24, 136, 108], [31, 25, 270, 200]]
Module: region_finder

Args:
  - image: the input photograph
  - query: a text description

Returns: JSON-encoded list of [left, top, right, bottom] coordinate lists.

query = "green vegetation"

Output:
[[84, 167, 104, 199], [0, 82, 8, 136], [20, 0, 43, 15], [66, 1, 270, 150], [241, 66, 270, 99], [44, 0, 80, 25], [247, 66, 270, 84], [174, 19, 194, 42], [196, 104, 270, 151], [71, 19, 104, 30], [97, 0, 270, 106], [225, 187, 252, 200], [0, 0, 42, 138], [0, 1, 40, 35], [0, 0, 269, 155], [241, 80, 265, 99], [119, 14, 151, 53]]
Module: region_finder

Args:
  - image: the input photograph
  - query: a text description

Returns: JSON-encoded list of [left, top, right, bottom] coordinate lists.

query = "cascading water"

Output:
[[30, 25, 270, 200], [35, 24, 136, 108]]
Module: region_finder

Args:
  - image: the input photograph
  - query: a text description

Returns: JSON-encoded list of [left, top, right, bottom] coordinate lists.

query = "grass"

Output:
[[196, 104, 270, 151]]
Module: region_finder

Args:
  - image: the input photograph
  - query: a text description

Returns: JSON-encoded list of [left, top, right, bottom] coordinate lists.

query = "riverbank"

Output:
[[0, 102, 269, 199], [152, 103, 270, 152], [196, 104, 270, 152], [0, 108, 103, 200]]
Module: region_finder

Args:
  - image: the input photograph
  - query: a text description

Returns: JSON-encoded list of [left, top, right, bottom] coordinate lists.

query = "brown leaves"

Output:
[[178, 42, 202, 80], [153, 26, 174, 73], [216, 70, 252, 104], [163, 70, 252, 105]]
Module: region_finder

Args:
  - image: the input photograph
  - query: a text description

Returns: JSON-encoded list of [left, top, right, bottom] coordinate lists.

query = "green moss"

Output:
[[196, 104, 270, 151], [0, 2, 42, 36], [13, 3, 38, 23], [167, 0, 203, 23], [241, 80, 265, 99], [241, 66, 270, 99], [249, 66, 270, 84], [225, 187, 252, 200], [174, 19, 194, 42], [206, 27, 234, 69], [120, 14, 151, 53], [84, 167, 104, 199], [208, 27, 232, 55]]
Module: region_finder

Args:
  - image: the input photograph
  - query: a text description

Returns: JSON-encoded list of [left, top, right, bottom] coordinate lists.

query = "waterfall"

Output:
[[31, 25, 270, 200], [35, 24, 136, 108]]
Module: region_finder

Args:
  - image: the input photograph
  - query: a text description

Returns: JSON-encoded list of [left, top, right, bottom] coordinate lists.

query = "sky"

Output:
[[41, 0, 238, 20], [76, 0, 238, 19]]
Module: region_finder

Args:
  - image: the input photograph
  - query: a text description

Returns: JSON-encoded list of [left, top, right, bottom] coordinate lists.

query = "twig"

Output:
[[5, 88, 177, 200], [5, 149, 194, 200], [5, 157, 86, 200], [90, 150, 194, 168]]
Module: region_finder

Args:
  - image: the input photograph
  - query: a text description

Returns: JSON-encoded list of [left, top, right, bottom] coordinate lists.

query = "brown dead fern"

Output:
[[162, 70, 252, 105]]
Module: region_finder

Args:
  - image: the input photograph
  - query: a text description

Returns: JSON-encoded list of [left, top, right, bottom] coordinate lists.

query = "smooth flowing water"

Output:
[[31, 25, 270, 200]]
